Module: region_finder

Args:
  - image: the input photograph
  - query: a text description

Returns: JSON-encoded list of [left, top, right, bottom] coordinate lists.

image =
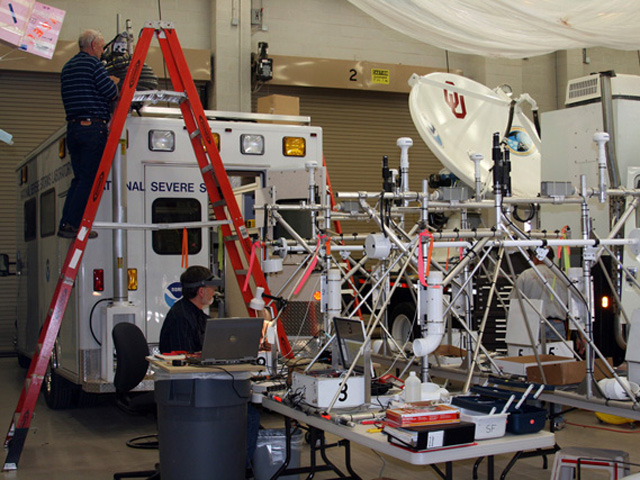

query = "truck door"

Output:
[[143, 164, 209, 343]]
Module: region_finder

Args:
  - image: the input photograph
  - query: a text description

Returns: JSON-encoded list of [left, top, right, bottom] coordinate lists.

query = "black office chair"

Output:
[[112, 322, 160, 480]]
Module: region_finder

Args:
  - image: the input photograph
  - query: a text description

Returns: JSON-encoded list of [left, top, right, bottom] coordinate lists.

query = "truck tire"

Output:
[[389, 302, 419, 347], [43, 367, 78, 409], [17, 353, 31, 369]]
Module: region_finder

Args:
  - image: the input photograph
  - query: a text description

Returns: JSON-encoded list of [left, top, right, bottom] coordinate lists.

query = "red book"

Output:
[[385, 403, 460, 427]]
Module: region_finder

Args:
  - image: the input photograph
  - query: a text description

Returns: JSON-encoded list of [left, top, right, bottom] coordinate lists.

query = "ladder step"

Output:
[[235, 269, 248, 276], [211, 199, 226, 208], [224, 235, 239, 242], [132, 90, 187, 104]]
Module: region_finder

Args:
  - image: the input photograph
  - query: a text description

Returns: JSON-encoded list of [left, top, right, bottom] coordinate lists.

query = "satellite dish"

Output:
[[408, 72, 541, 197]]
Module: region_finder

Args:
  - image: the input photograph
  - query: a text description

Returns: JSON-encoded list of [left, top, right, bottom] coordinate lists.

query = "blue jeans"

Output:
[[60, 121, 108, 228], [545, 318, 567, 341]]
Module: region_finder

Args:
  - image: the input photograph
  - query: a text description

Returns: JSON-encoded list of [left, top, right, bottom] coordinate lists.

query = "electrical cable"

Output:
[[502, 99, 516, 143], [126, 434, 159, 450], [208, 365, 251, 399], [89, 297, 113, 346], [379, 191, 387, 238], [512, 204, 536, 223], [564, 420, 640, 434]]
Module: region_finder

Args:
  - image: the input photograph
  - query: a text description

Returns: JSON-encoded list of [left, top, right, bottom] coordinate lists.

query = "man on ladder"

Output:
[[58, 29, 119, 239]]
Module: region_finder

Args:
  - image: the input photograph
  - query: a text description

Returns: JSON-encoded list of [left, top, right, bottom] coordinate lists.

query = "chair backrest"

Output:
[[112, 322, 150, 393]]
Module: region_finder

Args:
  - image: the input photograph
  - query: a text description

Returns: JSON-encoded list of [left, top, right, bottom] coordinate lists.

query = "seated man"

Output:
[[159, 265, 260, 478], [159, 265, 220, 353]]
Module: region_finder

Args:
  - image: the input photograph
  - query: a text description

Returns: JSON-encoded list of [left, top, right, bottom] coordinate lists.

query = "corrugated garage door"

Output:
[[254, 85, 444, 233], [0, 71, 65, 354]]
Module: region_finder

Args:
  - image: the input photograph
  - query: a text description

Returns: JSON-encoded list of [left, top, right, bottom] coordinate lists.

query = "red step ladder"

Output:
[[3, 21, 292, 471]]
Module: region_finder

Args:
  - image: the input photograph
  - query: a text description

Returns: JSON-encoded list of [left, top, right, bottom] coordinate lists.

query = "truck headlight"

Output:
[[149, 130, 175, 152], [241, 134, 264, 155], [283, 137, 305, 157]]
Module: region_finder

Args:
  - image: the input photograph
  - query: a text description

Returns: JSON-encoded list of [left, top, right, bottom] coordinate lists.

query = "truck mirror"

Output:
[[0, 254, 9, 276]]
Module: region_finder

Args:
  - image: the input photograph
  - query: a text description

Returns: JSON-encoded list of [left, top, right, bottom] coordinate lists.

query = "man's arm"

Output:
[[93, 61, 119, 100]]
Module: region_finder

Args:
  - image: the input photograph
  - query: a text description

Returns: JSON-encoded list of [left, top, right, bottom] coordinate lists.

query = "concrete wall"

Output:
[[44, 0, 211, 50], [19, 0, 640, 113]]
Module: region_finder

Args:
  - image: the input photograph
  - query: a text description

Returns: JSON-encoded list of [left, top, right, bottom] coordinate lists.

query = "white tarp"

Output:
[[348, 0, 640, 59]]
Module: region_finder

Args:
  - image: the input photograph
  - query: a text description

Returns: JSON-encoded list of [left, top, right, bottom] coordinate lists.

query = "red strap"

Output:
[[294, 235, 325, 295], [242, 241, 261, 292], [181, 227, 189, 268], [418, 231, 434, 287]]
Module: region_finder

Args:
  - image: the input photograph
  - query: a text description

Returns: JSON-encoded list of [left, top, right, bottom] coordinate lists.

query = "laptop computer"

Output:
[[333, 317, 375, 376], [197, 317, 263, 365]]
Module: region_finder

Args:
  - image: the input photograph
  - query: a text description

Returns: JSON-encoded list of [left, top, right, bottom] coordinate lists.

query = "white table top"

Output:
[[147, 357, 263, 381], [262, 396, 555, 466]]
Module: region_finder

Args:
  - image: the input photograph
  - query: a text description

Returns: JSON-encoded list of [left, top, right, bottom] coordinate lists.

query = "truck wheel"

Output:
[[389, 302, 419, 347], [43, 367, 78, 409], [17, 353, 31, 369]]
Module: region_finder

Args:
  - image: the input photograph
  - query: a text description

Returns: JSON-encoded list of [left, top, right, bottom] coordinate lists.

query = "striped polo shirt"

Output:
[[60, 51, 118, 122]]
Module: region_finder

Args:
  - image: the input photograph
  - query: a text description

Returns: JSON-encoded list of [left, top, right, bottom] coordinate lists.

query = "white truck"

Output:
[[13, 108, 325, 408]]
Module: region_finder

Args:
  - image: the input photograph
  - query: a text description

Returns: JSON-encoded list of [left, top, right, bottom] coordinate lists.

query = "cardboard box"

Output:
[[429, 344, 466, 366], [494, 355, 574, 376], [526, 358, 614, 385], [257, 94, 299, 123]]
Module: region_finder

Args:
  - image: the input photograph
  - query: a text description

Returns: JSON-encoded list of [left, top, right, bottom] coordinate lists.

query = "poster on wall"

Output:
[[0, 0, 65, 59]]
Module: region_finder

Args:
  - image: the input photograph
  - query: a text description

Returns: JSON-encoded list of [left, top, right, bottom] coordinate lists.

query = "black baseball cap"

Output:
[[182, 273, 222, 289]]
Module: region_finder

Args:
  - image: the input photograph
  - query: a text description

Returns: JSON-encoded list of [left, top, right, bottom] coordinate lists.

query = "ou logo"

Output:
[[443, 81, 467, 119]]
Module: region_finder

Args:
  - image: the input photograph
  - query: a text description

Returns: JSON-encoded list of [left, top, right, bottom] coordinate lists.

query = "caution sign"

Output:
[[371, 68, 390, 85]]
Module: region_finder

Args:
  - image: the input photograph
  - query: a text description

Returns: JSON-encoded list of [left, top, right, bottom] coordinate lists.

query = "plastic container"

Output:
[[155, 377, 250, 480], [252, 428, 303, 480], [405, 371, 421, 402], [452, 395, 546, 434], [459, 408, 508, 439]]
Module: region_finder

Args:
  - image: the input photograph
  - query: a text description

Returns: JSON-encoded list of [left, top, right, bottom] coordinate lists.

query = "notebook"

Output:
[[198, 317, 263, 365]]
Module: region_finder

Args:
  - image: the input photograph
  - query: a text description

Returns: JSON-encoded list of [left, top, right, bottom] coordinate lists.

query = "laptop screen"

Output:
[[333, 317, 371, 375], [200, 317, 263, 364]]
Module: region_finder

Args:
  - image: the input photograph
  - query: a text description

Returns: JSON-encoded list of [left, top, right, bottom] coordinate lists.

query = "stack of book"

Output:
[[383, 402, 476, 451], [385, 402, 460, 427]]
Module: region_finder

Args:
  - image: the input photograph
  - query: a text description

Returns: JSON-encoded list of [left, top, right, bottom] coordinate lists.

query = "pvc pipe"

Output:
[[594, 132, 610, 203]]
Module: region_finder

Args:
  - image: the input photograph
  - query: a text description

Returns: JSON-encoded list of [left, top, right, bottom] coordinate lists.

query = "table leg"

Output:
[[473, 457, 483, 479], [487, 455, 494, 480], [429, 463, 452, 480], [269, 417, 294, 480]]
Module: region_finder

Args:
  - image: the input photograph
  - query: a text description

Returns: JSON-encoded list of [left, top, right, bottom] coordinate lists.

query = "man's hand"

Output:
[[109, 75, 120, 85], [575, 335, 586, 356]]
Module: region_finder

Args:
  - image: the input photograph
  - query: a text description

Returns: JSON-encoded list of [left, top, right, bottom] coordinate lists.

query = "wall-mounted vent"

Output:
[[566, 73, 640, 107]]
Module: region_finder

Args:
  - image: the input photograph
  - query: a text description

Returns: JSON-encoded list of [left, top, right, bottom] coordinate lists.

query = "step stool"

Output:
[[551, 446, 630, 480]]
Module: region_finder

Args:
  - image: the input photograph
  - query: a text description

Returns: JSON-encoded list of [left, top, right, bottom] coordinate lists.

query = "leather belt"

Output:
[[69, 118, 107, 125]]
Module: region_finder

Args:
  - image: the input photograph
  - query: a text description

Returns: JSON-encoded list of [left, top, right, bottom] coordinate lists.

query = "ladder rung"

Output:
[[132, 90, 187, 104], [211, 199, 226, 208], [223, 235, 239, 242], [235, 270, 248, 276]]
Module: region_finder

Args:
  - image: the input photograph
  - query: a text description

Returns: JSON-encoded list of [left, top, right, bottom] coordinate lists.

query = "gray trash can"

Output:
[[156, 377, 250, 480], [252, 428, 304, 480]]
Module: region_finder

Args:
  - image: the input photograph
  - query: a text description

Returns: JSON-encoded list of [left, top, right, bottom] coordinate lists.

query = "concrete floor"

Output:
[[1, 356, 639, 479]]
